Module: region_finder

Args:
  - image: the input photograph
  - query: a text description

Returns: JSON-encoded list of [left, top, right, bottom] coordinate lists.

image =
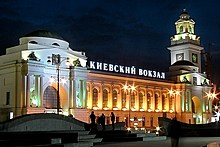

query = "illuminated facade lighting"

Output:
[[0, 10, 215, 128]]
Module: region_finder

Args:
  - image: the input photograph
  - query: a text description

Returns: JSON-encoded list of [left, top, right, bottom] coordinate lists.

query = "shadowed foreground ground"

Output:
[[95, 137, 220, 147]]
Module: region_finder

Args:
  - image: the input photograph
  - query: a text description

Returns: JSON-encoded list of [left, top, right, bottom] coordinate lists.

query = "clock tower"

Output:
[[167, 9, 203, 72]]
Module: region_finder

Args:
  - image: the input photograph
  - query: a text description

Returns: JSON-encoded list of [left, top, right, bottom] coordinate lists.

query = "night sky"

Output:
[[1, 0, 220, 86]]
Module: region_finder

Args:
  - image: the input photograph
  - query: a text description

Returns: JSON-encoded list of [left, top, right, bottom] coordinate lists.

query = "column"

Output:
[[152, 90, 155, 111], [69, 67, 74, 113], [40, 76, 43, 107], [25, 75, 30, 108], [144, 88, 147, 111], [89, 82, 93, 109], [69, 78, 73, 108], [99, 84, 103, 109], [188, 90, 192, 112], [82, 80, 87, 108], [35, 75, 40, 107], [136, 88, 139, 110], [73, 79, 76, 108], [109, 85, 113, 109]]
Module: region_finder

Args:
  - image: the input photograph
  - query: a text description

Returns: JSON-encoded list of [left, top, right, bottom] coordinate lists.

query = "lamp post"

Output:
[[123, 83, 136, 128], [168, 89, 180, 119], [47, 54, 70, 114]]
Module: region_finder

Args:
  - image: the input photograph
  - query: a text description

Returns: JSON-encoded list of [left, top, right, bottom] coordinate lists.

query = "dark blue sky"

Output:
[[1, 0, 220, 86]]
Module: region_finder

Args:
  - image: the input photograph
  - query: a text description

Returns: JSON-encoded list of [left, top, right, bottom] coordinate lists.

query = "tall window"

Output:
[[103, 89, 108, 108], [155, 93, 159, 110], [92, 88, 98, 107], [147, 93, 151, 109], [122, 90, 126, 108], [169, 95, 174, 110], [6, 92, 10, 105], [162, 94, 166, 110], [180, 26, 183, 33], [139, 92, 143, 109], [193, 77, 197, 85], [189, 26, 192, 33], [131, 92, 135, 108], [113, 90, 117, 108]]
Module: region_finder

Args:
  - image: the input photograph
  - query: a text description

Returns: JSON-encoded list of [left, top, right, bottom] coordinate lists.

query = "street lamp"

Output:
[[123, 83, 136, 128], [205, 91, 219, 113], [168, 89, 180, 119], [47, 54, 70, 114]]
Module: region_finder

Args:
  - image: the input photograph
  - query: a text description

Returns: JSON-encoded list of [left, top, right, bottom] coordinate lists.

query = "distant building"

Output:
[[0, 10, 213, 127]]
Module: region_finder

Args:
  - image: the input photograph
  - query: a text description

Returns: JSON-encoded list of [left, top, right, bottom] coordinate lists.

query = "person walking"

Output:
[[110, 112, 115, 130], [100, 113, 106, 131], [90, 111, 96, 131]]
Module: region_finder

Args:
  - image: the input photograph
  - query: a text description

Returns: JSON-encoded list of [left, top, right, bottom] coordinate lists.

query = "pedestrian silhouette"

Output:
[[100, 113, 105, 131], [90, 111, 96, 131], [168, 119, 181, 147], [110, 112, 115, 130]]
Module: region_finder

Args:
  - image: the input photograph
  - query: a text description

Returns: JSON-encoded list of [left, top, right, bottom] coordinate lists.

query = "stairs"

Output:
[[70, 131, 103, 147], [95, 130, 143, 142]]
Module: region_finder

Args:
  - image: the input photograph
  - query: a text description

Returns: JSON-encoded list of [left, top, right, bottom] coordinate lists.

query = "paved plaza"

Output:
[[95, 137, 220, 147]]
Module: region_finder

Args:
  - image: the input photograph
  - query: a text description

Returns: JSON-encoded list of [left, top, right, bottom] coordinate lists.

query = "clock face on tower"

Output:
[[192, 53, 197, 63], [176, 53, 184, 61]]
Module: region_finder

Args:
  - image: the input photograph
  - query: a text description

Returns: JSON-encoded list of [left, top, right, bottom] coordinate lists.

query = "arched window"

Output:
[[43, 86, 57, 108], [52, 43, 60, 46], [179, 26, 183, 33], [162, 94, 166, 110], [147, 93, 151, 109], [139, 92, 143, 109], [113, 90, 117, 108], [92, 88, 98, 107], [189, 26, 192, 33], [122, 90, 126, 108], [103, 89, 108, 108], [155, 93, 159, 110], [131, 92, 135, 108], [29, 40, 38, 44]]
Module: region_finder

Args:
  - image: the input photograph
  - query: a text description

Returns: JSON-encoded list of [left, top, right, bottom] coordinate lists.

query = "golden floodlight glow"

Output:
[[156, 126, 160, 131], [93, 106, 99, 110], [205, 91, 219, 100], [140, 108, 144, 112], [103, 107, 109, 110], [155, 109, 159, 112], [131, 107, 136, 111], [122, 107, 128, 111], [168, 89, 174, 95], [148, 109, 152, 112], [176, 91, 180, 95]]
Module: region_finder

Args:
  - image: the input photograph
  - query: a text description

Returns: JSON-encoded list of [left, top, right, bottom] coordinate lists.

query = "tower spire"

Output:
[[167, 9, 204, 72]]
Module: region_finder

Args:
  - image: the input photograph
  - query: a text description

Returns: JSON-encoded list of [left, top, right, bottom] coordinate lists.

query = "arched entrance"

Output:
[[43, 86, 57, 109], [192, 96, 202, 124], [43, 85, 69, 114]]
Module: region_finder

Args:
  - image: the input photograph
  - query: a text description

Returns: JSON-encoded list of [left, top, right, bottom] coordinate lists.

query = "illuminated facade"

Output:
[[0, 10, 214, 127]]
